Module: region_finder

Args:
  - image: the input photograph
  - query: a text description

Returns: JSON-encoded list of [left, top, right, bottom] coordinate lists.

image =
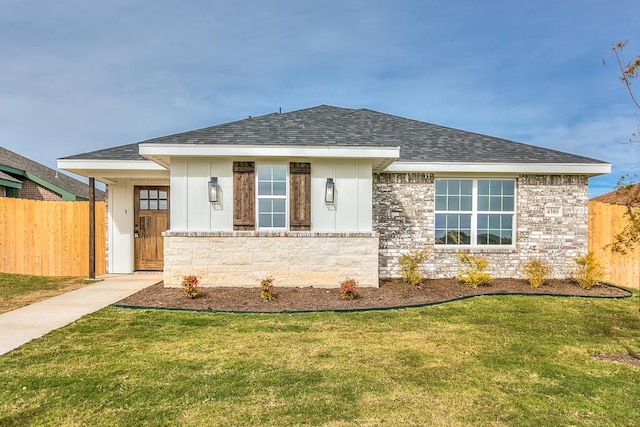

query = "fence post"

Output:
[[89, 177, 95, 279]]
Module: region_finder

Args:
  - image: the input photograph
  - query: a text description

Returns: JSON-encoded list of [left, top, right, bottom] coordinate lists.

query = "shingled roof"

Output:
[[61, 105, 607, 165], [0, 146, 104, 201], [591, 182, 640, 206]]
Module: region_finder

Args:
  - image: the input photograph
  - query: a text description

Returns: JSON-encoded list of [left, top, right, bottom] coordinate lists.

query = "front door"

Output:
[[134, 186, 169, 270]]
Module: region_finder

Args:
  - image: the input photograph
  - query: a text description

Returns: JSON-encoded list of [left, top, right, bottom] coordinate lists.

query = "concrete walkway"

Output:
[[0, 273, 162, 356]]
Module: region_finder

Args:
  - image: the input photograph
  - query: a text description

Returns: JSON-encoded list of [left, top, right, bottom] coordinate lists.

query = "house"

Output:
[[57, 105, 610, 287], [0, 146, 104, 201]]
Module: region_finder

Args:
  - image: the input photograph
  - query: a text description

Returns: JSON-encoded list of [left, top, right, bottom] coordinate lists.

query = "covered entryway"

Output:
[[134, 186, 169, 270]]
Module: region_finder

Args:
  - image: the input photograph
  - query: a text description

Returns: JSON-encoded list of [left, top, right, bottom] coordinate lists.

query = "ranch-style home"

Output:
[[57, 105, 610, 288]]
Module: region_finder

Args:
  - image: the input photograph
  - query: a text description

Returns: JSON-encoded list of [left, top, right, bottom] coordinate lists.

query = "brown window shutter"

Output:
[[233, 162, 255, 230], [290, 162, 311, 231]]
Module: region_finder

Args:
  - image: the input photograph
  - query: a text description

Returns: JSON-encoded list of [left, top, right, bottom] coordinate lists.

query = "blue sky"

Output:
[[1, 0, 639, 196]]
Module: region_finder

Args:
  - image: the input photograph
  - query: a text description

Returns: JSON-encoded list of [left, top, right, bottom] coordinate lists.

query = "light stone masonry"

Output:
[[373, 173, 589, 280], [163, 231, 379, 288]]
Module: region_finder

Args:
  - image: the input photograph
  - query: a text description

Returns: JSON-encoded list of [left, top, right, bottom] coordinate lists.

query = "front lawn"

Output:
[[0, 273, 94, 313], [0, 292, 638, 426]]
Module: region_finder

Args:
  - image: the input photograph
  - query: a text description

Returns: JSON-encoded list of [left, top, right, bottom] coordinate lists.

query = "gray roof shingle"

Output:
[[1, 146, 105, 200], [61, 105, 608, 165]]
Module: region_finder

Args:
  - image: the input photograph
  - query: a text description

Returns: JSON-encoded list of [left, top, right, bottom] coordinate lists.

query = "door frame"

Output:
[[133, 185, 170, 271]]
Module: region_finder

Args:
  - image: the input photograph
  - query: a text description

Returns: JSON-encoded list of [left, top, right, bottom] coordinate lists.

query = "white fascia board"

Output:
[[138, 143, 401, 160], [384, 162, 612, 176], [57, 159, 166, 172], [57, 159, 167, 184]]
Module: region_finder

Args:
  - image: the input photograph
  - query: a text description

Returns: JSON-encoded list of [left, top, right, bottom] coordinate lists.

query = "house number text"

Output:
[[545, 206, 562, 217]]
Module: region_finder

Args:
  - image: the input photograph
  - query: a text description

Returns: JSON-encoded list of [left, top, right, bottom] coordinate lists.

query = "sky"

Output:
[[1, 0, 639, 197]]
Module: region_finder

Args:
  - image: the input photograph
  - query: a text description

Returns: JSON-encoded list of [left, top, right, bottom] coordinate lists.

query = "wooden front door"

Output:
[[134, 186, 169, 270]]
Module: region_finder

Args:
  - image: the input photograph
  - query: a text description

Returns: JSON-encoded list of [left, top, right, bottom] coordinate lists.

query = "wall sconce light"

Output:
[[208, 177, 220, 203], [325, 178, 335, 205]]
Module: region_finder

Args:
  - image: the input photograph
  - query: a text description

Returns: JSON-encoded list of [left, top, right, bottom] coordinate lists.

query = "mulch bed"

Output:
[[595, 353, 640, 367], [115, 278, 632, 313]]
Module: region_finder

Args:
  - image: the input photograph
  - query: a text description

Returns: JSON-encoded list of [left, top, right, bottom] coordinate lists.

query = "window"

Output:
[[233, 162, 310, 231], [257, 165, 287, 229], [138, 188, 168, 210], [435, 179, 515, 246]]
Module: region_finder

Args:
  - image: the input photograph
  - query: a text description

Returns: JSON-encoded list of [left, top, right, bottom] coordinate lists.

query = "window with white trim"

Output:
[[257, 165, 287, 229], [434, 179, 515, 246]]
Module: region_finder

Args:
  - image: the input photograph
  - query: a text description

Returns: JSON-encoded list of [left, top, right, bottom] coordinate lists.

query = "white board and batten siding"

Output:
[[170, 159, 233, 231], [311, 162, 372, 232], [170, 159, 373, 233]]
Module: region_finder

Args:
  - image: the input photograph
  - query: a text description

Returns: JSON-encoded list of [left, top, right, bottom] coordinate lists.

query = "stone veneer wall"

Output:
[[163, 232, 379, 288], [373, 173, 589, 279]]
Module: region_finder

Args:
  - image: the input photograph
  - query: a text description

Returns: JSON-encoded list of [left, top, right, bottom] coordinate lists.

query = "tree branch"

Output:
[[612, 41, 640, 110]]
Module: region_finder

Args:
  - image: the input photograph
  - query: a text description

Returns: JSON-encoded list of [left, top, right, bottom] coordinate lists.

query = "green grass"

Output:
[[0, 292, 638, 426], [0, 273, 95, 313]]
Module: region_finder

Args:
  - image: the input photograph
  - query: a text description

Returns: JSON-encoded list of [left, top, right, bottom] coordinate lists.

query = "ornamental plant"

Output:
[[572, 252, 605, 289], [523, 259, 552, 288], [181, 275, 200, 299], [339, 277, 360, 300], [456, 253, 492, 288], [398, 249, 429, 287], [260, 276, 276, 301]]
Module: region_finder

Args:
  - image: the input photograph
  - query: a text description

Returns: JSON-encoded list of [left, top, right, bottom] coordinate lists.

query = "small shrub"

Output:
[[398, 249, 429, 287], [339, 278, 360, 300], [572, 253, 605, 289], [456, 253, 492, 288], [260, 276, 276, 301], [181, 275, 200, 299], [523, 259, 552, 288]]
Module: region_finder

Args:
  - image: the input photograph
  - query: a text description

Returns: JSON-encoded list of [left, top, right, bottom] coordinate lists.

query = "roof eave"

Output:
[[57, 159, 169, 184], [384, 162, 612, 177], [138, 143, 401, 172], [0, 178, 21, 189]]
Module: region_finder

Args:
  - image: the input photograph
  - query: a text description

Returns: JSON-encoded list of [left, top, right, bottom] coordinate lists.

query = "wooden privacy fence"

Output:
[[0, 198, 106, 277], [588, 200, 640, 289]]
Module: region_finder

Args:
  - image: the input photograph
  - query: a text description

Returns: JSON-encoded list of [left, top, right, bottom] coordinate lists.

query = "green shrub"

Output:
[[456, 253, 492, 288], [339, 278, 360, 300], [260, 276, 276, 301], [572, 253, 605, 289], [523, 259, 552, 288], [181, 275, 200, 299], [398, 249, 429, 287]]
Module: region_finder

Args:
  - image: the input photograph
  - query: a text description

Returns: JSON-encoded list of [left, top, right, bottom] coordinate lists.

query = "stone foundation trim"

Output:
[[163, 233, 379, 289], [163, 231, 377, 238]]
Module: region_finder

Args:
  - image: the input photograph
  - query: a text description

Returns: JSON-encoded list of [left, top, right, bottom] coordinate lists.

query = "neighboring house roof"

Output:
[[591, 182, 640, 206], [0, 170, 21, 184], [0, 146, 105, 201], [58, 105, 611, 177]]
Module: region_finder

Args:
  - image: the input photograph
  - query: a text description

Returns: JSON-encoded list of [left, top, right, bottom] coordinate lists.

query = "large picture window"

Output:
[[435, 179, 515, 246], [257, 165, 287, 229]]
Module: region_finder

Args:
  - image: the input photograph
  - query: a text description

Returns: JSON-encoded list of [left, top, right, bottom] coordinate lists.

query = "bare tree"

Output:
[[611, 41, 640, 142], [607, 41, 640, 253]]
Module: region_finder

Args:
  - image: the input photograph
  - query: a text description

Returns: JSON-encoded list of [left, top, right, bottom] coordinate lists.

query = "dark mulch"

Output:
[[596, 353, 640, 367], [115, 278, 632, 313]]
